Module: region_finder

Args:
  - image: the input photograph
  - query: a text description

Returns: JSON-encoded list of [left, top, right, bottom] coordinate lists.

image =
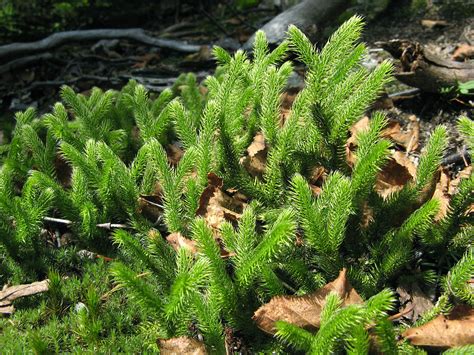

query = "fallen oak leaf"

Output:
[[432, 168, 452, 221], [240, 133, 268, 178], [375, 151, 416, 199], [158, 336, 207, 355], [308, 166, 327, 197], [382, 116, 420, 152], [164, 231, 234, 258], [196, 173, 245, 232], [252, 268, 363, 334], [166, 142, 184, 166], [448, 165, 472, 195], [346, 116, 370, 166], [402, 305, 474, 349], [433, 166, 473, 221], [166, 232, 197, 254]]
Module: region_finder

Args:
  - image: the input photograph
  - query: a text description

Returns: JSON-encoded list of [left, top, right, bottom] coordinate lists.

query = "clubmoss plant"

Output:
[[0, 15, 472, 353]]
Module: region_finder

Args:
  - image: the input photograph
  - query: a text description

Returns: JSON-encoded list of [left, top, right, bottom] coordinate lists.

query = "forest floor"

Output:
[[0, 2, 472, 161]]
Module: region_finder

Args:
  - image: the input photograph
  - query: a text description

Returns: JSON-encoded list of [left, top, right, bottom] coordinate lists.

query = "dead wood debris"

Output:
[[379, 39, 474, 93], [0, 280, 49, 315], [0, 28, 202, 64]]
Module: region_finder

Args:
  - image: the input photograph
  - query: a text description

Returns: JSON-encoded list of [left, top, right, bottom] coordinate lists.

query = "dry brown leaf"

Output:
[[281, 91, 298, 109], [166, 142, 184, 166], [346, 116, 370, 166], [158, 336, 207, 355], [396, 283, 434, 322], [240, 133, 268, 178], [452, 44, 474, 62], [252, 268, 363, 334], [360, 201, 375, 229], [448, 165, 473, 195], [196, 173, 245, 232], [375, 151, 416, 199], [279, 108, 291, 126], [432, 169, 451, 221], [347, 115, 420, 168], [0, 279, 49, 314], [308, 166, 327, 197], [132, 53, 160, 69], [382, 116, 419, 152], [166, 232, 197, 254], [433, 166, 473, 220], [402, 305, 474, 349], [309, 184, 322, 196], [199, 85, 208, 96]]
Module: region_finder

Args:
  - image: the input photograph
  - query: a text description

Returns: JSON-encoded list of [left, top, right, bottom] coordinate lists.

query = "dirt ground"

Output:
[[364, 4, 473, 155]]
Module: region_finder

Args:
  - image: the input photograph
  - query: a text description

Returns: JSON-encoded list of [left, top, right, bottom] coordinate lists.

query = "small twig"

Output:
[[43, 217, 130, 230], [139, 196, 165, 209], [405, 134, 416, 156], [96, 222, 131, 230], [228, 6, 259, 31], [78, 54, 139, 63], [100, 271, 150, 301], [368, 48, 384, 53], [388, 88, 421, 98], [43, 216, 73, 225], [441, 146, 471, 166], [158, 21, 193, 36], [199, 8, 231, 37], [388, 303, 415, 321], [160, 30, 207, 39], [281, 281, 297, 293]]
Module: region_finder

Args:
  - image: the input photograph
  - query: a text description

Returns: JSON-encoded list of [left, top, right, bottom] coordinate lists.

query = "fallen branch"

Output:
[[379, 39, 474, 93], [0, 52, 54, 75], [0, 280, 49, 315], [243, 0, 350, 50], [0, 28, 203, 63]]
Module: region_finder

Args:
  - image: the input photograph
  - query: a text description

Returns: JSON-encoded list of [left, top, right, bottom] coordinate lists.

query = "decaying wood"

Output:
[[0, 279, 49, 314], [379, 39, 474, 93], [0, 29, 202, 64], [243, 0, 350, 50]]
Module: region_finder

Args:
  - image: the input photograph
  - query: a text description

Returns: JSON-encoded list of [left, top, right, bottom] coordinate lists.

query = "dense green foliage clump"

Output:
[[0, 16, 473, 353]]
